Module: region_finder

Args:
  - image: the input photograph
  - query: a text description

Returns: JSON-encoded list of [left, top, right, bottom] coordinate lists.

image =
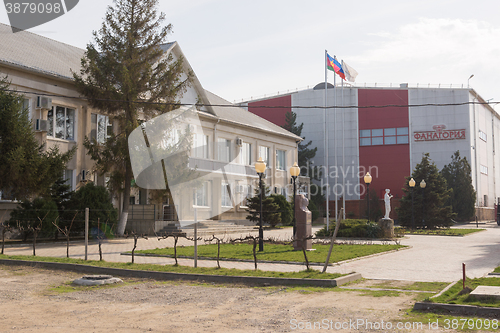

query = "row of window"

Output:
[[193, 181, 252, 208], [196, 137, 287, 170], [360, 127, 409, 146], [37, 103, 288, 170]]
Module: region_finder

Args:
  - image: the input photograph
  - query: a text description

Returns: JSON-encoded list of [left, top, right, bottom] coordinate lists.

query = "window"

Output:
[[193, 181, 209, 207], [480, 165, 488, 175], [91, 114, 112, 144], [48, 106, 75, 140], [359, 127, 409, 146], [63, 170, 74, 191], [221, 182, 232, 207], [240, 184, 252, 207], [240, 142, 252, 165], [276, 150, 286, 170], [217, 138, 231, 162], [259, 146, 270, 167], [22, 99, 31, 119], [193, 133, 209, 159], [479, 130, 487, 142]]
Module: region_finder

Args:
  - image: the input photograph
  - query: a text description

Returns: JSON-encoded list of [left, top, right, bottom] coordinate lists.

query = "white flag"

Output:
[[342, 61, 358, 82]]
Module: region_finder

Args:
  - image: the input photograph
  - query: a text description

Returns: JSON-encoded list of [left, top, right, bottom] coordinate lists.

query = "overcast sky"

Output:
[[1, 0, 499, 109]]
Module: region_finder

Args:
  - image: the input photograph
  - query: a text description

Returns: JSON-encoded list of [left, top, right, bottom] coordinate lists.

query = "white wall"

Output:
[[409, 88, 472, 172]]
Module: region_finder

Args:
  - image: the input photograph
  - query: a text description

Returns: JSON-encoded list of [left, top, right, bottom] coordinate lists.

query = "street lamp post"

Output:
[[420, 179, 426, 228], [364, 172, 372, 222], [290, 162, 300, 239], [468, 74, 474, 88], [409, 178, 416, 229], [255, 157, 266, 252]]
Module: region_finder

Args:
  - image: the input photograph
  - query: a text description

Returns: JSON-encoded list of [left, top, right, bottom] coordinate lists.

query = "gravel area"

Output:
[[0, 265, 460, 332]]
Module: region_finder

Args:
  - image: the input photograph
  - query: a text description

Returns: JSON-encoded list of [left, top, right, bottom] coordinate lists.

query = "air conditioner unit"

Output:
[[235, 138, 242, 146], [36, 96, 52, 110], [35, 119, 49, 132]]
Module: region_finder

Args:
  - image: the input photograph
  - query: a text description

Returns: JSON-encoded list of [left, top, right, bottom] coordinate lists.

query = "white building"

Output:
[[243, 83, 498, 220], [0, 23, 306, 233]]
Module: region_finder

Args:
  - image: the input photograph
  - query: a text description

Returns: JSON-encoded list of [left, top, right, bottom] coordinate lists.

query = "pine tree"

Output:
[[281, 110, 323, 218], [246, 184, 281, 227], [0, 77, 74, 200], [396, 153, 455, 229], [47, 176, 73, 239], [8, 197, 58, 241], [282, 111, 318, 178], [64, 182, 118, 234], [441, 151, 476, 221], [269, 194, 293, 226], [73, 0, 191, 235]]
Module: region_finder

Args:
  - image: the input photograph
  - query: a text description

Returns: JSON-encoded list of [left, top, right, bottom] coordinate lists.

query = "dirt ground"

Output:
[[0, 265, 459, 333]]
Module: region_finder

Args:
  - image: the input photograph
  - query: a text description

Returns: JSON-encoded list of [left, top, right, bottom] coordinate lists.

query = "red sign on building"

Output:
[[414, 125, 466, 142]]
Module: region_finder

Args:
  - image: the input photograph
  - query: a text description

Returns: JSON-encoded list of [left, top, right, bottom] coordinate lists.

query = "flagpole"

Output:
[[324, 50, 329, 231], [333, 60, 338, 223], [341, 61, 346, 220]]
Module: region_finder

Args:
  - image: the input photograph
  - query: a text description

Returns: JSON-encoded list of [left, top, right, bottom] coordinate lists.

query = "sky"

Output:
[[1, 0, 499, 109]]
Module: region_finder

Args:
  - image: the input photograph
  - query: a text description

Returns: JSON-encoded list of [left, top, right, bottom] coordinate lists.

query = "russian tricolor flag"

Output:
[[326, 53, 346, 80]]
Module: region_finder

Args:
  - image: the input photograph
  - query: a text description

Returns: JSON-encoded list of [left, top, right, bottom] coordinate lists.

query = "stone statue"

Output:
[[384, 189, 393, 219], [299, 195, 310, 212]]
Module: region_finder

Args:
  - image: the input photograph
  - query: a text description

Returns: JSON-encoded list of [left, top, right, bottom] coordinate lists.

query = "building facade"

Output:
[[243, 84, 498, 220], [0, 23, 306, 233]]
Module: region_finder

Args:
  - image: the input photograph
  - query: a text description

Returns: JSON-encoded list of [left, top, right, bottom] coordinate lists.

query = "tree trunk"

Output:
[[66, 234, 69, 258], [131, 236, 137, 264], [1, 229, 5, 255], [252, 238, 258, 270], [117, 161, 132, 236], [32, 231, 37, 256]]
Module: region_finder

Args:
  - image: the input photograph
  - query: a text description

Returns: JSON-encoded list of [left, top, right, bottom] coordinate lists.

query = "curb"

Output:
[[123, 246, 410, 267], [413, 302, 500, 317], [403, 229, 486, 237], [430, 281, 458, 299], [0, 259, 361, 287]]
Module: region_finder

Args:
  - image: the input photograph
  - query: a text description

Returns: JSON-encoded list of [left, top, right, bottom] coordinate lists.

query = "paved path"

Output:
[[328, 222, 500, 282], [2, 223, 500, 282]]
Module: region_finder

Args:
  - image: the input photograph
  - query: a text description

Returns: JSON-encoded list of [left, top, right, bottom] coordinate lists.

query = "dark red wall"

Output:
[[358, 89, 410, 203], [247, 95, 291, 127]]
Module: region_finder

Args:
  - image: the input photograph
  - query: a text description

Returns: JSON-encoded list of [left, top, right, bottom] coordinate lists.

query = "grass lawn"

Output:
[[403, 310, 500, 331], [0, 254, 343, 280], [429, 277, 500, 308], [403, 228, 484, 236], [135, 243, 406, 264], [495, 266, 500, 273]]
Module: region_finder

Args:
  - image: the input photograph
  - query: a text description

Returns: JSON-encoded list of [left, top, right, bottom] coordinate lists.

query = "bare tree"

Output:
[[24, 212, 50, 256], [205, 234, 225, 269], [96, 218, 112, 261], [289, 234, 316, 270], [127, 231, 148, 264], [0, 211, 10, 255], [156, 232, 201, 266], [157, 233, 181, 265], [232, 235, 260, 270], [52, 213, 77, 258]]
